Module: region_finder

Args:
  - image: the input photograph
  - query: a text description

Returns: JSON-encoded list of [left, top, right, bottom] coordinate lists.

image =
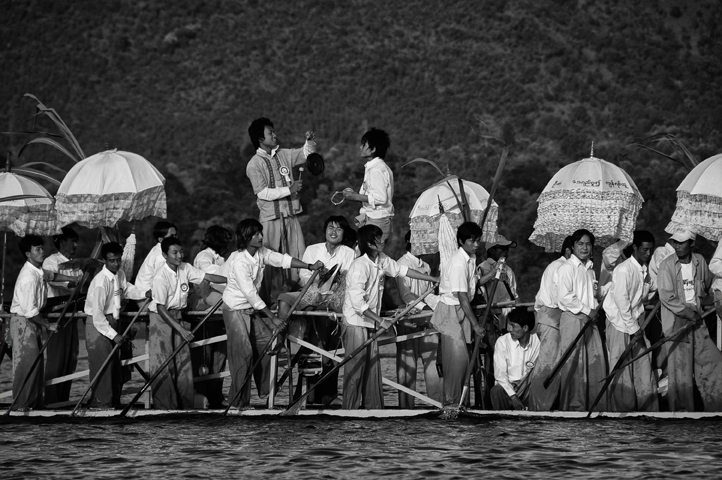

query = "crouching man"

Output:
[[490, 308, 540, 410]]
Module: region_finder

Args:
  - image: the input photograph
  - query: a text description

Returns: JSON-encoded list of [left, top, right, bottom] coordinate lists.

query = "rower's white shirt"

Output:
[[299, 243, 356, 286], [222, 247, 292, 311], [709, 241, 722, 293], [343, 253, 408, 328], [194, 247, 226, 293], [534, 256, 567, 311], [557, 255, 598, 316], [359, 157, 394, 219], [10, 261, 47, 318], [42, 252, 82, 298], [134, 243, 165, 294], [603, 256, 650, 335], [438, 247, 476, 307], [396, 251, 438, 311], [599, 240, 629, 299], [149, 263, 205, 312], [84, 266, 145, 340], [493, 332, 540, 398], [649, 243, 674, 292]]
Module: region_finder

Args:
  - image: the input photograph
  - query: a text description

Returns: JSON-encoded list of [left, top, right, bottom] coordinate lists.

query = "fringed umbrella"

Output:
[[665, 153, 722, 241], [409, 176, 498, 256], [529, 146, 644, 253], [55, 149, 166, 229]]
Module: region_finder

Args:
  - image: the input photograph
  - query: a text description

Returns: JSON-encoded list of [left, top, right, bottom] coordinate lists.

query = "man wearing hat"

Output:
[[246, 117, 317, 299], [657, 228, 721, 411], [477, 233, 519, 332]]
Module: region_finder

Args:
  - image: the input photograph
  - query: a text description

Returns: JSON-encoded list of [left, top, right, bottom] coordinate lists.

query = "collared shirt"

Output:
[[84, 266, 145, 340], [599, 240, 630, 299], [134, 243, 165, 294], [299, 243, 356, 286], [359, 157, 394, 219], [603, 256, 650, 335], [438, 247, 477, 306], [477, 257, 518, 302], [246, 141, 314, 221], [343, 253, 408, 328], [10, 261, 48, 318], [222, 248, 292, 311], [194, 247, 226, 294], [649, 243, 674, 292], [42, 252, 82, 298], [493, 332, 541, 398], [149, 263, 206, 312], [709, 241, 722, 293], [657, 252, 712, 333], [557, 255, 598, 316], [534, 256, 567, 310], [396, 251, 438, 311]]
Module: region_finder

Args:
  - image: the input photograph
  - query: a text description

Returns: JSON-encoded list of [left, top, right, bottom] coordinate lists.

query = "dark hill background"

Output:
[[1, 0, 721, 301]]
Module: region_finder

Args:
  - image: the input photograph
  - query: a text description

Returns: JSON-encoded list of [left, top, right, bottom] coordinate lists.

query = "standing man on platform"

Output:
[[528, 235, 573, 411], [657, 229, 721, 411], [246, 117, 316, 301], [708, 240, 722, 350], [342, 128, 394, 246], [603, 230, 659, 412]]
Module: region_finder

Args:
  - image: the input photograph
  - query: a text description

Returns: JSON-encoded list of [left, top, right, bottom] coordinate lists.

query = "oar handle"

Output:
[[282, 284, 437, 416], [223, 270, 321, 415], [119, 298, 224, 417], [71, 298, 151, 416], [543, 314, 596, 389]]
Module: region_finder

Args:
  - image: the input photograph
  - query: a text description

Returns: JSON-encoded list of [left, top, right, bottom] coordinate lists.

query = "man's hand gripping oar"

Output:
[[281, 283, 438, 416], [222, 270, 321, 416], [119, 298, 224, 417], [71, 298, 152, 416]]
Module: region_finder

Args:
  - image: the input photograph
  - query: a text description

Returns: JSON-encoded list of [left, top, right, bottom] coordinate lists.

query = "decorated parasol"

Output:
[[408, 175, 499, 256], [55, 149, 166, 229], [529, 146, 644, 253], [665, 153, 722, 241]]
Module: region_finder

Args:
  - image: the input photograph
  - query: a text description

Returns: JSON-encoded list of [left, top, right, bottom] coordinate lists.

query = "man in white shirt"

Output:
[[709, 241, 722, 350], [528, 236, 573, 411], [246, 117, 316, 301], [395, 231, 441, 408], [491, 308, 540, 410], [42, 227, 84, 405], [598, 239, 632, 299], [84, 242, 147, 408], [134, 221, 177, 295], [657, 229, 720, 411], [556, 229, 607, 411], [343, 225, 438, 409], [603, 230, 659, 412], [342, 128, 394, 245], [222, 219, 323, 408], [149, 237, 226, 409]]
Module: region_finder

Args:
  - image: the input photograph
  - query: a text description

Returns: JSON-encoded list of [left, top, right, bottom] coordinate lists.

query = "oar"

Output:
[[281, 284, 437, 416], [223, 270, 320, 415], [598, 307, 716, 385], [458, 258, 505, 408], [585, 302, 660, 417], [71, 298, 151, 416], [119, 298, 224, 417], [4, 267, 92, 415], [543, 314, 596, 389]]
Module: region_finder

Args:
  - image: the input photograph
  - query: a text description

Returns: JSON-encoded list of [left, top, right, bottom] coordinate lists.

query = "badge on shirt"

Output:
[[526, 361, 535, 369], [181, 283, 189, 292]]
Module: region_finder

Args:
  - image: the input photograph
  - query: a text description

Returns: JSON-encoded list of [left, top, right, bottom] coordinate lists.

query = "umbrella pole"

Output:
[[1, 231, 6, 312]]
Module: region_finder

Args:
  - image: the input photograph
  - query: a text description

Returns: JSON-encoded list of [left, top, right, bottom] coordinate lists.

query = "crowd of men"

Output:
[[2, 117, 721, 413]]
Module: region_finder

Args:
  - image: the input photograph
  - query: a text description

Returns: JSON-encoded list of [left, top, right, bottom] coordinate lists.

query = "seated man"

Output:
[[490, 307, 540, 410]]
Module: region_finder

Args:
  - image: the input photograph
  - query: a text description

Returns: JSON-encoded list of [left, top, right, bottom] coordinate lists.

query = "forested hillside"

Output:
[[1, 0, 721, 300]]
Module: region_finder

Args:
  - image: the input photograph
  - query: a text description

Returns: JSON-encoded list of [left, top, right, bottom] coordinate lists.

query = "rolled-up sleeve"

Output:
[[364, 169, 389, 209], [493, 339, 516, 398], [235, 261, 266, 311], [612, 269, 639, 333], [15, 278, 42, 318], [347, 263, 370, 314], [557, 264, 590, 316], [262, 249, 293, 269], [92, 283, 118, 340]]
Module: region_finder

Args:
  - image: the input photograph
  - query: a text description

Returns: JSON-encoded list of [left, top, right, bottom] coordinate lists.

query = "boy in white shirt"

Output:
[[134, 220, 177, 295], [342, 128, 394, 245], [149, 237, 226, 409], [84, 242, 147, 408]]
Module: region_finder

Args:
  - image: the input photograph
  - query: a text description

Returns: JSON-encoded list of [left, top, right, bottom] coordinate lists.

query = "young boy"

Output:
[[342, 128, 394, 245], [149, 237, 226, 409], [84, 242, 147, 408], [430, 222, 485, 406], [342, 225, 438, 409], [222, 219, 323, 408], [134, 221, 177, 295], [477, 233, 519, 331]]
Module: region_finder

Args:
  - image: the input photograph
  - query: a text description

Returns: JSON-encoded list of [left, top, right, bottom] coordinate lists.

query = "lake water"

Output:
[[1, 321, 722, 478]]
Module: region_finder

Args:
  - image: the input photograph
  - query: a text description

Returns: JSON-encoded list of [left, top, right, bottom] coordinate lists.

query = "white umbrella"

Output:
[[529, 150, 644, 253], [409, 176, 499, 256], [665, 153, 722, 241], [55, 149, 166, 229]]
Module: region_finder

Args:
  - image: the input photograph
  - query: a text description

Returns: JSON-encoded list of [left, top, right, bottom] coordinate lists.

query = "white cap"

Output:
[[669, 229, 696, 242]]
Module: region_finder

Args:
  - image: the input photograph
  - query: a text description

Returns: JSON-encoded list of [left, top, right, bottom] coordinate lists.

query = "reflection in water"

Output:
[[1, 416, 721, 478]]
